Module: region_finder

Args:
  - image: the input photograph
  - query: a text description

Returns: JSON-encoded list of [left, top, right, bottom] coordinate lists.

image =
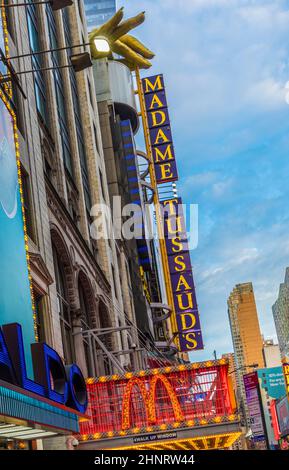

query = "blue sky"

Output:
[[119, 0, 289, 361]]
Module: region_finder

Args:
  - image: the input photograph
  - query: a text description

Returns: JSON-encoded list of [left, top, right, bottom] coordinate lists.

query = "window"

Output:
[[111, 265, 118, 299], [46, 5, 74, 177], [62, 8, 91, 207], [99, 169, 106, 201], [79, 279, 93, 376], [93, 123, 100, 154], [27, 5, 48, 124], [34, 293, 46, 342], [21, 165, 36, 242], [43, 143, 55, 183], [87, 78, 94, 107], [77, 0, 85, 25], [11, 85, 25, 137], [52, 244, 75, 364], [4, 0, 15, 39], [70, 70, 91, 208]]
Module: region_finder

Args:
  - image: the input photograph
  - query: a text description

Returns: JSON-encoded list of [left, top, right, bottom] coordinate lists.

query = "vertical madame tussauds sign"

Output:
[[142, 74, 178, 184], [0, 12, 36, 377], [161, 198, 203, 352], [141, 73, 203, 351]]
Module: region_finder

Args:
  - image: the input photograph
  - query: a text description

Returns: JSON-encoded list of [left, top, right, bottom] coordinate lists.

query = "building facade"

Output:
[[227, 283, 265, 425], [263, 339, 282, 368], [0, 1, 147, 450], [272, 268, 289, 359], [0, 1, 185, 450]]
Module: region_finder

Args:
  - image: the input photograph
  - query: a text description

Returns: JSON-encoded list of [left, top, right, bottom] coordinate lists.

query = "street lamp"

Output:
[[93, 37, 110, 54], [0, 39, 97, 92], [0, 35, 111, 98]]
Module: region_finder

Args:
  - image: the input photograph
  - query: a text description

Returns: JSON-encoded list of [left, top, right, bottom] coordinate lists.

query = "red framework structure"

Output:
[[79, 359, 238, 441]]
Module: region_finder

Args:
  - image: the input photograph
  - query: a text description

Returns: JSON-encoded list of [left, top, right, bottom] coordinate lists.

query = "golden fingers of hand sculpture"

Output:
[[89, 7, 154, 70]]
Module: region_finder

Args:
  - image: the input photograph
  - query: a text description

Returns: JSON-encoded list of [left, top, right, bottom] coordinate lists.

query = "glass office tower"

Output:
[[84, 0, 116, 30]]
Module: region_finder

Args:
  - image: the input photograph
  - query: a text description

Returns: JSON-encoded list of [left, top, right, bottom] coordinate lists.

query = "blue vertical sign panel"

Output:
[[121, 119, 152, 271], [0, 98, 35, 378]]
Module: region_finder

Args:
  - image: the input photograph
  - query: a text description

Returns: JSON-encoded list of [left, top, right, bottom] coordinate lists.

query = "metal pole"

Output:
[[1, 42, 90, 62], [87, 333, 95, 378], [0, 1, 50, 7], [88, 330, 126, 374], [0, 63, 72, 81], [135, 66, 178, 345]]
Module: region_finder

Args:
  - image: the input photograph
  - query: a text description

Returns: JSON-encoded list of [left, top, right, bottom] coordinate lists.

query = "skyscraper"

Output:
[[228, 283, 265, 372], [263, 339, 282, 368], [228, 283, 265, 424], [272, 268, 289, 359], [84, 0, 116, 31]]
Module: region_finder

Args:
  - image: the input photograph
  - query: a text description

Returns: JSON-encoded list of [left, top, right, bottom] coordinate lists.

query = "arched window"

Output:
[[79, 279, 91, 329], [52, 243, 75, 364], [78, 277, 94, 376]]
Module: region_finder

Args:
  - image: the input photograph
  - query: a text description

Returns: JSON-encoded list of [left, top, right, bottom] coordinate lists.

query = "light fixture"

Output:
[[70, 52, 92, 72], [50, 0, 73, 9], [93, 37, 110, 54]]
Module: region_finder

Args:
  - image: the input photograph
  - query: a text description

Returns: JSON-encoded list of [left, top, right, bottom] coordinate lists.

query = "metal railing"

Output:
[[73, 320, 149, 376]]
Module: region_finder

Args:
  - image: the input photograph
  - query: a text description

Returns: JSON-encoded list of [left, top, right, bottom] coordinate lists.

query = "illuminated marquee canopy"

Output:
[[79, 359, 238, 442]]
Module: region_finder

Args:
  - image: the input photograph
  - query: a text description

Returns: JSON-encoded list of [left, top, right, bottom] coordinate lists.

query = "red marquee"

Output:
[[79, 359, 238, 441]]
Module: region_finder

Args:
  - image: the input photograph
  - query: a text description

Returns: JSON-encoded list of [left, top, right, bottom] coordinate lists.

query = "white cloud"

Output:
[[121, 0, 289, 133], [245, 78, 286, 109], [182, 171, 219, 191], [211, 178, 234, 198]]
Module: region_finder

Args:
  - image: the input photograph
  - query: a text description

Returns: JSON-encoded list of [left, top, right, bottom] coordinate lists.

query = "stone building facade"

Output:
[[1, 1, 185, 449], [6, 0, 140, 384]]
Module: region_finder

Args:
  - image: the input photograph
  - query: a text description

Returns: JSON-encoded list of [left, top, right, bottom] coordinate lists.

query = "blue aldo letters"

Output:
[[0, 323, 88, 413]]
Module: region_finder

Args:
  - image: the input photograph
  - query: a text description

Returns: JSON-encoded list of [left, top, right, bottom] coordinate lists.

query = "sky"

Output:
[[118, 0, 289, 361]]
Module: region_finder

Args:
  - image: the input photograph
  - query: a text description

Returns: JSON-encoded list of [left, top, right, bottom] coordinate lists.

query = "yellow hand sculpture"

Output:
[[89, 7, 154, 70]]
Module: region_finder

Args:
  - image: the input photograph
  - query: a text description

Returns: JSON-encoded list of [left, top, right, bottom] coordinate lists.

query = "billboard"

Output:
[[276, 396, 289, 438], [244, 372, 267, 447], [142, 74, 178, 184], [282, 363, 289, 400], [161, 197, 203, 351], [257, 367, 286, 449], [0, 92, 36, 378]]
